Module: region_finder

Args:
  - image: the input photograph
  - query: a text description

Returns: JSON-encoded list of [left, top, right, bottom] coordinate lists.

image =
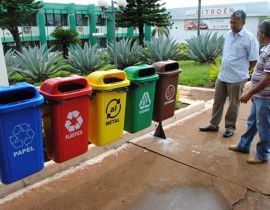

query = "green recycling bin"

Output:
[[124, 64, 159, 133]]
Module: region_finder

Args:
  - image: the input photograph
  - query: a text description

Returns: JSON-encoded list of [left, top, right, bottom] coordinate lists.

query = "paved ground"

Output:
[[0, 86, 270, 210]]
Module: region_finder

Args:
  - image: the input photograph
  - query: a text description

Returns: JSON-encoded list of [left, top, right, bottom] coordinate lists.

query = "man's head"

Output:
[[230, 10, 246, 33], [258, 19, 270, 44]]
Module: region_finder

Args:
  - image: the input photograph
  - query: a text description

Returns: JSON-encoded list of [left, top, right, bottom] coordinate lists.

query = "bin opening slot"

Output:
[[103, 77, 123, 84], [164, 63, 179, 71], [58, 82, 86, 93], [138, 68, 155, 77], [0, 88, 36, 105]]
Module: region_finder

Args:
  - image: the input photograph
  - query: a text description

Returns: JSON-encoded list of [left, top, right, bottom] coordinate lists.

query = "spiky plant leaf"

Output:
[[107, 38, 143, 70], [13, 44, 64, 82], [4, 49, 17, 77], [67, 43, 107, 75], [144, 37, 182, 64], [186, 32, 224, 64]]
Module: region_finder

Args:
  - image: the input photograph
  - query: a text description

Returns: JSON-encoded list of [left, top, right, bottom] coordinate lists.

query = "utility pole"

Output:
[[197, 0, 202, 36]]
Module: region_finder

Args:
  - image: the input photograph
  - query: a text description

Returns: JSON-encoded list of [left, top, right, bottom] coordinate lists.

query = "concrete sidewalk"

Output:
[[0, 89, 270, 209]]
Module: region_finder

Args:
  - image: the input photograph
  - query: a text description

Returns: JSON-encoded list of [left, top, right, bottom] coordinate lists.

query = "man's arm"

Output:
[[249, 60, 257, 71], [240, 72, 270, 103]]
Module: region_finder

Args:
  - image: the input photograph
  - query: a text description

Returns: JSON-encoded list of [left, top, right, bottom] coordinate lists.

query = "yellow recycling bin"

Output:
[[87, 70, 130, 146]]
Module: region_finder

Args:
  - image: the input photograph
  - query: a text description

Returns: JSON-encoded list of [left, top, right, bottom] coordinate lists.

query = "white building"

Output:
[[168, 1, 270, 43]]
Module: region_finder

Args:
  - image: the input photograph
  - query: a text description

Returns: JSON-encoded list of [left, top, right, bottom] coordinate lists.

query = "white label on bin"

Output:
[[106, 98, 121, 126], [139, 92, 151, 114], [164, 85, 175, 105], [9, 123, 35, 157], [65, 110, 83, 140]]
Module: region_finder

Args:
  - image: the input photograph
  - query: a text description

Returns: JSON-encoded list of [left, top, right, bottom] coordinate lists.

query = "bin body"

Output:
[[87, 69, 130, 146], [152, 60, 181, 122], [40, 76, 92, 163], [124, 65, 159, 133], [0, 83, 44, 184]]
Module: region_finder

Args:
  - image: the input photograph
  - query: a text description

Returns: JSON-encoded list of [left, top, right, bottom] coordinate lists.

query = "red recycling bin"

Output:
[[40, 75, 92, 163]]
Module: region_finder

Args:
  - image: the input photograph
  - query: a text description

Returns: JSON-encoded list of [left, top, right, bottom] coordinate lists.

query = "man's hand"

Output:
[[240, 91, 253, 103]]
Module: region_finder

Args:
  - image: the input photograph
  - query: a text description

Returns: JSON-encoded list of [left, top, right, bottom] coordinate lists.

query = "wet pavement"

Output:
[[0, 89, 270, 209]]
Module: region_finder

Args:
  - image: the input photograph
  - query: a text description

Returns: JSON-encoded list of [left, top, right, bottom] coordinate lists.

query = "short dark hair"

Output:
[[259, 19, 270, 37], [231, 10, 246, 22]]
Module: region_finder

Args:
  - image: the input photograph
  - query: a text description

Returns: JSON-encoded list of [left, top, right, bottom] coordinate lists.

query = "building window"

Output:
[[96, 15, 106, 26], [45, 13, 68, 26], [54, 14, 61, 26], [23, 16, 37, 26], [76, 14, 89, 26], [46, 13, 54, 26]]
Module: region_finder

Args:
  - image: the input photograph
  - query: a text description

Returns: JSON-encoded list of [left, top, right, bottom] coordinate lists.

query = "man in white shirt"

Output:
[[199, 10, 259, 138]]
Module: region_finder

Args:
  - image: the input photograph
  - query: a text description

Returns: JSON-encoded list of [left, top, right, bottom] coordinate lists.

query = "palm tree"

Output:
[[51, 28, 80, 58], [152, 26, 170, 37]]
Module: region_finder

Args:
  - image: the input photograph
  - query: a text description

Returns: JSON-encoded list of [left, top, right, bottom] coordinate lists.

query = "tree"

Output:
[[0, 0, 42, 52], [152, 26, 170, 37], [51, 28, 80, 59], [116, 0, 173, 45]]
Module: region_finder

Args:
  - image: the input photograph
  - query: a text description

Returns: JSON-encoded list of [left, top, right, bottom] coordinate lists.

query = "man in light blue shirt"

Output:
[[199, 10, 259, 138]]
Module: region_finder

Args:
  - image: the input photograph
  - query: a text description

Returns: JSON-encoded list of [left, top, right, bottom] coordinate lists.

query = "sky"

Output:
[[42, 0, 269, 8]]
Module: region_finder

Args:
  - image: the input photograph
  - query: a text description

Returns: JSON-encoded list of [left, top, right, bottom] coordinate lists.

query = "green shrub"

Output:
[[178, 42, 189, 60], [208, 57, 222, 86], [8, 73, 25, 84], [175, 88, 181, 110], [186, 32, 224, 64]]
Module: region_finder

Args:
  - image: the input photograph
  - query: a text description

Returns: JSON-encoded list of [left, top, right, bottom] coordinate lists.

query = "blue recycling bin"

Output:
[[0, 82, 44, 184]]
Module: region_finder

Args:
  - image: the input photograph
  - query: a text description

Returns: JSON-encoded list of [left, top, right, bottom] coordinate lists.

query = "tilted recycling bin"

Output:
[[87, 69, 130, 146], [152, 60, 181, 122], [0, 82, 44, 184], [124, 64, 159, 133], [40, 75, 92, 163]]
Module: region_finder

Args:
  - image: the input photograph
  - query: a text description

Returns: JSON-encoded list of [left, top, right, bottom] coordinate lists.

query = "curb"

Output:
[[0, 100, 206, 198]]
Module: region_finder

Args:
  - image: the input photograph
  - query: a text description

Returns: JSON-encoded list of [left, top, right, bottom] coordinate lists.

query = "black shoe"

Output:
[[223, 130, 234, 138], [199, 125, 219, 132]]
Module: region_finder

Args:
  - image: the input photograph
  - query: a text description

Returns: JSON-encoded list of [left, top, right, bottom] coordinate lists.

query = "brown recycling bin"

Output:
[[152, 60, 181, 122]]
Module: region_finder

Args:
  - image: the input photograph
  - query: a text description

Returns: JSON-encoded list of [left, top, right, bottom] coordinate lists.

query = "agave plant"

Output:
[[66, 43, 107, 75], [107, 38, 143, 69], [186, 32, 224, 64], [144, 37, 182, 64], [13, 44, 64, 82], [4, 49, 17, 77]]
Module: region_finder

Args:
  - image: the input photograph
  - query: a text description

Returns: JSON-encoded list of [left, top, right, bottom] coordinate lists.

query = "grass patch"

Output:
[[178, 60, 213, 87]]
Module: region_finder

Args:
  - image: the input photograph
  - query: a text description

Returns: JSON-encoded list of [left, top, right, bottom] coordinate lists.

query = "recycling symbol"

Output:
[[9, 123, 35, 149], [65, 110, 83, 132], [139, 92, 151, 110], [165, 85, 175, 100], [106, 99, 121, 119]]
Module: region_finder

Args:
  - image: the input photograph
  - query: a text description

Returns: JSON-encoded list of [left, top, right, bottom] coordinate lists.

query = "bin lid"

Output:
[[87, 69, 130, 91], [124, 64, 159, 83], [0, 82, 44, 113], [152, 60, 181, 75], [40, 75, 92, 101]]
